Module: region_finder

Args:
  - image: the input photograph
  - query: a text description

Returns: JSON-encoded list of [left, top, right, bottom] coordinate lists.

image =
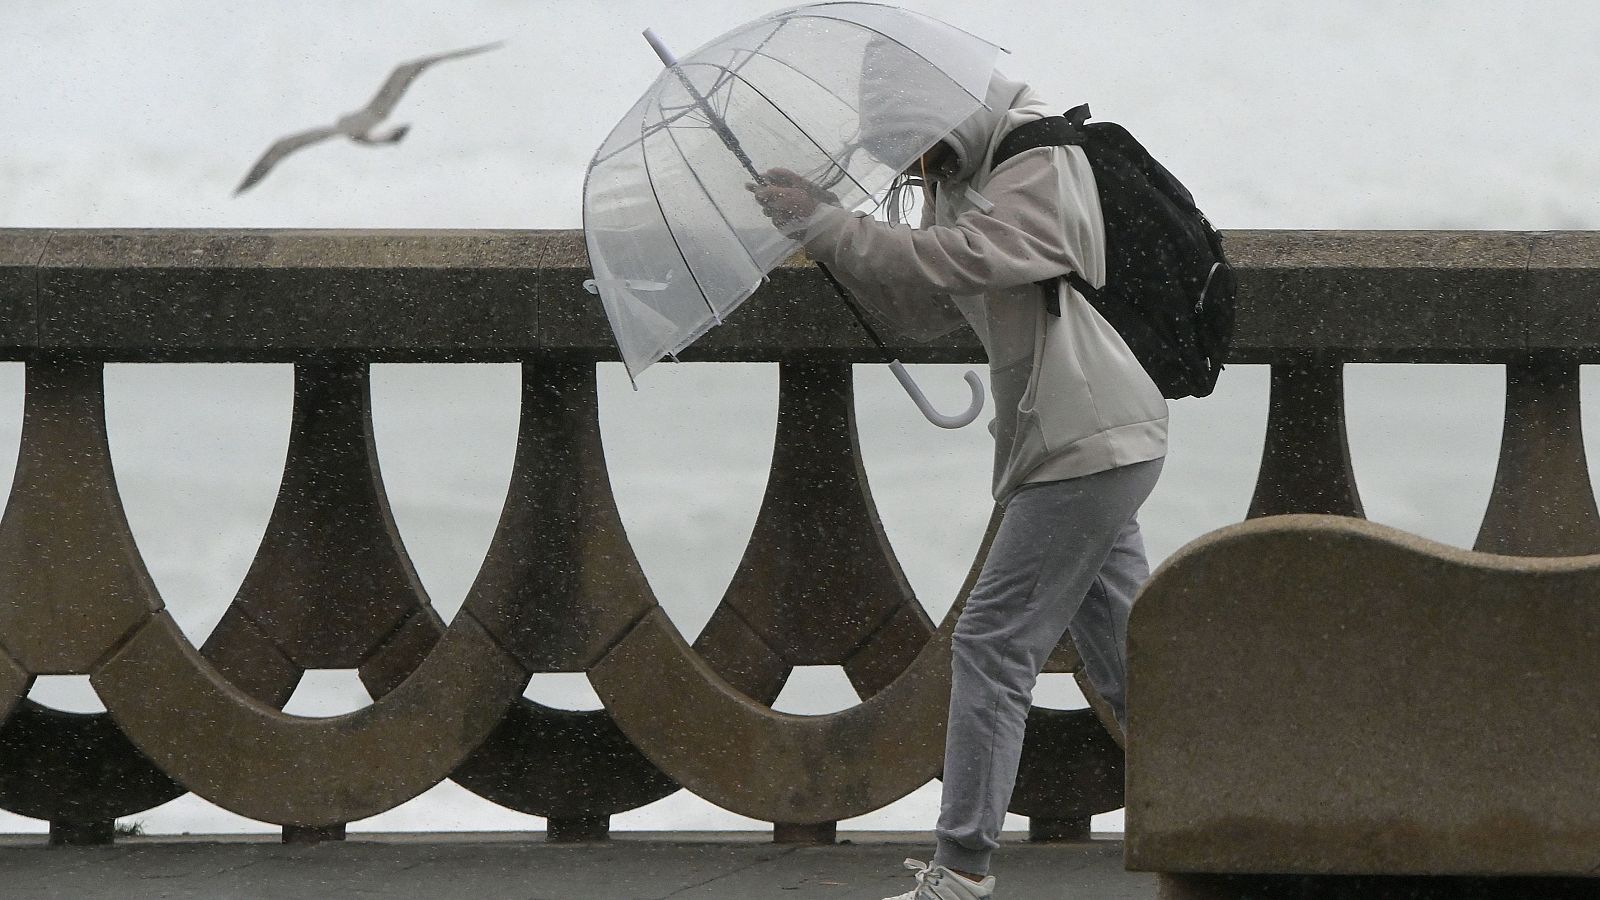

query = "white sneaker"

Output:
[[881, 858, 996, 900]]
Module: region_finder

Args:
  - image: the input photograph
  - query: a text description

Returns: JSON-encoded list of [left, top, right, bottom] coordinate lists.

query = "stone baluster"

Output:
[[1248, 361, 1364, 519], [690, 362, 929, 844], [196, 362, 430, 842], [196, 360, 683, 842], [0, 361, 183, 845], [444, 359, 679, 841], [86, 362, 525, 839], [1474, 358, 1600, 556]]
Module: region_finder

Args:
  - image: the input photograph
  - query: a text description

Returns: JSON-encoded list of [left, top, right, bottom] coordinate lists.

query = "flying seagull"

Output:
[[234, 40, 504, 195]]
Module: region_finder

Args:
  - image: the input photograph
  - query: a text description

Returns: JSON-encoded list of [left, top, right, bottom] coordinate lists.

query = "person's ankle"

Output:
[[948, 866, 985, 883]]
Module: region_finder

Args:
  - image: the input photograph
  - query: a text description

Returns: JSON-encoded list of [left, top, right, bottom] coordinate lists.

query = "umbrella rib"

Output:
[[637, 102, 723, 328], [590, 104, 718, 168], [663, 61, 897, 362], [590, 23, 781, 170], [598, 10, 997, 170], [712, 46, 872, 193], [789, 10, 997, 104], [711, 17, 787, 118], [581, 156, 660, 383], [653, 93, 769, 286], [798, 3, 1008, 55], [688, 62, 874, 201], [728, 46, 860, 113], [615, 21, 793, 340]]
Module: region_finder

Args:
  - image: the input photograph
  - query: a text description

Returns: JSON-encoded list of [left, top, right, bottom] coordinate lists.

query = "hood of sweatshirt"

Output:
[[853, 39, 1024, 176], [939, 69, 1044, 183]]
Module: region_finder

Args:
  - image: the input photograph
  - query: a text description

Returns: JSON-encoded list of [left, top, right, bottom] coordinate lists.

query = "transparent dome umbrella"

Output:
[[581, 1, 1004, 427]]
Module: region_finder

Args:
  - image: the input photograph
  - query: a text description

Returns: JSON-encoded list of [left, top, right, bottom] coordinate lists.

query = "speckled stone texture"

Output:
[[1126, 514, 1600, 877], [6, 228, 1600, 363]]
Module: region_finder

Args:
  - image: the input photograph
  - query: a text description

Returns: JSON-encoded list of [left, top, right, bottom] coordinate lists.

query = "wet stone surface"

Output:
[[0, 832, 1151, 899], [12, 228, 1599, 364]]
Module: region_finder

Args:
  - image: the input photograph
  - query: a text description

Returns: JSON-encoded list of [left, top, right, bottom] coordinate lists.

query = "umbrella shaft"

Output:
[[668, 66, 763, 183], [642, 30, 887, 355], [647, 30, 764, 183], [815, 261, 892, 361]]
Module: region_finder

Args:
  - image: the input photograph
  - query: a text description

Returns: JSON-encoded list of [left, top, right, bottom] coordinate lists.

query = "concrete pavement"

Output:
[[0, 832, 1154, 899]]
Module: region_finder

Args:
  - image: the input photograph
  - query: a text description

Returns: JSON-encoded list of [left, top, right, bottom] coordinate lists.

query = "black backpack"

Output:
[[991, 104, 1235, 399]]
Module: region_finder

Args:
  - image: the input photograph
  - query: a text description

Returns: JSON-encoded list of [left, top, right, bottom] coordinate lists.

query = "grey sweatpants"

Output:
[[933, 458, 1163, 876]]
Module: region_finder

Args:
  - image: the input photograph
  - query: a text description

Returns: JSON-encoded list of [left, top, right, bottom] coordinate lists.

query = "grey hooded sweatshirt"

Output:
[[798, 72, 1168, 503]]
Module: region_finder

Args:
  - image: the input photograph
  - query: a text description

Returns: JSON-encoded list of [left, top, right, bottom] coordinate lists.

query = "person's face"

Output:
[[906, 141, 957, 180]]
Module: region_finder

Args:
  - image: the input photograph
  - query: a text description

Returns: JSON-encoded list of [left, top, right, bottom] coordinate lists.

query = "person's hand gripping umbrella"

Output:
[[582, 3, 1003, 427]]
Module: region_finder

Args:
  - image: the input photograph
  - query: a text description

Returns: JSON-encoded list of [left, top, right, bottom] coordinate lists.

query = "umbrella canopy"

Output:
[[583, 2, 1006, 381]]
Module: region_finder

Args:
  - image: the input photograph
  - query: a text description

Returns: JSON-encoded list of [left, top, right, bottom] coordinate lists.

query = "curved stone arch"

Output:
[[0, 658, 126, 826], [0, 702, 181, 825], [92, 609, 523, 826], [76, 363, 528, 826], [590, 535, 1123, 826], [112, 361, 672, 826], [0, 362, 184, 824], [688, 362, 934, 707], [589, 361, 1125, 824], [0, 653, 24, 723], [0, 361, 523, 828], [1009, 704, 1125, 826], [584, 361, 948, 825], [431, 359, 681, 818], [0, 357, 1119, 831], [591, 604, 950, 822]]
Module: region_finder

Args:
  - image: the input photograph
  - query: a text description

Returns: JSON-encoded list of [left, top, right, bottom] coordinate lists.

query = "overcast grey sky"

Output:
[[4, 0, 1598, 229]]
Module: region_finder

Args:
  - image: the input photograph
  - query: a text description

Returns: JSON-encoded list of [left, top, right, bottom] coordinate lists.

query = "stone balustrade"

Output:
[[0, 230, 1596, 896]]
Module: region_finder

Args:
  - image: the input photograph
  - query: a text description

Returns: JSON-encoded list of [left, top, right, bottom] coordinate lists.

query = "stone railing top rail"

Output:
[[1, 229, 1596, 363]]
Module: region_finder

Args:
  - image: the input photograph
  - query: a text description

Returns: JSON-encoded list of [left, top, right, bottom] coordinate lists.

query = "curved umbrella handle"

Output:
[[888, 360, 985, 429]]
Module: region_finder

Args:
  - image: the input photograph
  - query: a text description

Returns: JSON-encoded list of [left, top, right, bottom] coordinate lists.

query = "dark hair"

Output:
[[879, 172, 925, 226]]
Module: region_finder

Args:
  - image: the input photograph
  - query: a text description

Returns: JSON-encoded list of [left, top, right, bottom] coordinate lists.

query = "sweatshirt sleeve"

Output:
[[799, 204, 966, 343], [799, 146, 1093, 301]]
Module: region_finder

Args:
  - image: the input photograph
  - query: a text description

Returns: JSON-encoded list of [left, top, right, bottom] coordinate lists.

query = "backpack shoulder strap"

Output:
[[990, 104, 1092, 171], [992, 106, 1098, 317]]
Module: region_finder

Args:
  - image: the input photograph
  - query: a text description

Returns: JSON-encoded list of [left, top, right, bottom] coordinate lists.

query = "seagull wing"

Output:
[[361, 40, 505, 121], [234, 124, 342, 195]]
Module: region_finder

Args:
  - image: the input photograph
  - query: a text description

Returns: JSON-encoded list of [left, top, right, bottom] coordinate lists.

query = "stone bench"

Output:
[[1125, 514, 1600, 898]]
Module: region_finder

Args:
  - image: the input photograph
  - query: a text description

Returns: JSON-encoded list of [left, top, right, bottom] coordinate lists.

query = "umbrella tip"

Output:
[[643, 28, 678, 67]]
